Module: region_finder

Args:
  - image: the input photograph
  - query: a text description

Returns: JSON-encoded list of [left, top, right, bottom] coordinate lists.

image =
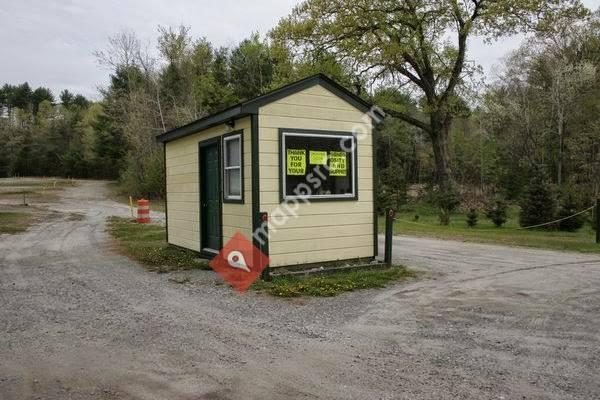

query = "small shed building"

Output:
[[157, 74, 383, 269]]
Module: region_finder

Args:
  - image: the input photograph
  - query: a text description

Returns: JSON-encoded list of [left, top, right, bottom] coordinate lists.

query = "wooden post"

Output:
[[384, 208, 395, 266], [596, 199, 600, 244]]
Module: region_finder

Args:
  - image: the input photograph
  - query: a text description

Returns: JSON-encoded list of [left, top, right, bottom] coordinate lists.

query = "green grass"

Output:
[[107, 182, 165, 213], [253, 266, 415, 297], [106, 216, 209, 272], [0, 211, 34, 234], [380, 203, 599, 253]]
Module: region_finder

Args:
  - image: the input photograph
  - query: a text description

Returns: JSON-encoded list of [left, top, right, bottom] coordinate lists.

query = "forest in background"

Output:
[[1, 3, 599, 229]]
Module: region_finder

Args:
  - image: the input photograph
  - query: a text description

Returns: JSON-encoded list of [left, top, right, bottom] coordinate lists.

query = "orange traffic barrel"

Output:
[[137, 199, 150, 223]]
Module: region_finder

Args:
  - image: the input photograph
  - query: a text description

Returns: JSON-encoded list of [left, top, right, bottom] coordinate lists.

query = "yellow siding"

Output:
[[258, 84, 375, 267], [165, 117, 252, 251]]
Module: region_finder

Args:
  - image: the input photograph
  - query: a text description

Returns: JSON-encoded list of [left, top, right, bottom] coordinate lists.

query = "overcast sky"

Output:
[[1, 0, 599, 100]]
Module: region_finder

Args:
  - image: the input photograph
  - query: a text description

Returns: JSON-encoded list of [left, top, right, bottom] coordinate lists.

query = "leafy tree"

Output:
[[519, 168, 557, 228], [272, 0, 589, 193], [270, 42, 357, 90]]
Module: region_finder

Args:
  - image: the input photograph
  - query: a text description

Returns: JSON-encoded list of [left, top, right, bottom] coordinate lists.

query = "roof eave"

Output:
[[156, 106, 247, 143]]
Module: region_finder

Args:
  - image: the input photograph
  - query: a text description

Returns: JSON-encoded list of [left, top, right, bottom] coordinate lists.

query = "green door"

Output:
[[200, 142, 221, 252]]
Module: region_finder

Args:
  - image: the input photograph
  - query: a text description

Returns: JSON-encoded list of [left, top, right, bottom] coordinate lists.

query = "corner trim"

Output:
[[372, 128, 378, 258], [163, 143, 169, 244], [251, 114, 260, 229]]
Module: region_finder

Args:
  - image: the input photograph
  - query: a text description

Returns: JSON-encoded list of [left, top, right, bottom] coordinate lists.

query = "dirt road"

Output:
[[1, 181, 599, 399]]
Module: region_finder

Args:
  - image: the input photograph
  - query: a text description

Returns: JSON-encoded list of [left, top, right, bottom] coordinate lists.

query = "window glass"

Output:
[[226, 138, 241, 167], [226, 169, 241, 197], [223, 134, 242, 200], [282, 132, 356, 199]]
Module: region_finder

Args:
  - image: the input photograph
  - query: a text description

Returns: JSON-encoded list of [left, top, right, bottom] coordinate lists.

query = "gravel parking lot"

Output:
[[1, 181, 599, 399]]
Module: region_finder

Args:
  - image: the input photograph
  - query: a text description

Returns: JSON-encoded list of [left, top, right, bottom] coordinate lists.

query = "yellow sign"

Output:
[[309, 151, 328, 165], [287, 149, 306, 175], [329, 151, 347, 176]]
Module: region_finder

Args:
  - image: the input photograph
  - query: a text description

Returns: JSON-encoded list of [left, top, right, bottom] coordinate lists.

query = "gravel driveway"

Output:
[[1, 181, 599, 399]]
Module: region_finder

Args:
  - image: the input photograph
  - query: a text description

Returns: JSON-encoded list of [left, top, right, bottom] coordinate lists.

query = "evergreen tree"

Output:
[[60, 89, 74, 108], [485, 198, 508, 227], [466, 209, 478, 227], [519, 168, 556, 228], [557, 193, 585, 231], [31, 87, 54, 114], [229, 33, 274, 100], [91, 111, 126, 179]]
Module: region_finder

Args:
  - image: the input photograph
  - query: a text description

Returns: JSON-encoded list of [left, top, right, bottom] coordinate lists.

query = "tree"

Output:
[[466, 208, 478, 227], [557, 192, 585, 231], [72, 94, 90, 109], [519, 168, 557, 228], [229, 33, 274, 100], [272, 0, 589, 192], [10, 83, 33, 111], [31, 87, 54, 114], [60, 89, 74, 108], [485, 197, 508, 227]]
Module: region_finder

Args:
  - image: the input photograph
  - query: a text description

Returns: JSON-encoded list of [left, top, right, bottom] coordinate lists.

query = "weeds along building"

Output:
[[156, 74, 384, 269]]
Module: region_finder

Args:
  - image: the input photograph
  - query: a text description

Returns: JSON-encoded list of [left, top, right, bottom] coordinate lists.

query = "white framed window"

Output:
[[280, 129, 357, 201], [223, 133, 243, 202]]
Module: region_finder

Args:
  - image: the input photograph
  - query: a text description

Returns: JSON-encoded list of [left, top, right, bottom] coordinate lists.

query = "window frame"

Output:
[[222, 130, 244, 203], [279, 128, 358, 202]]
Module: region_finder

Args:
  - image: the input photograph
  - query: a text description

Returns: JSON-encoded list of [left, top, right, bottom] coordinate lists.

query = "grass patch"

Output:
[[0, 211, 34, 234], [106, 216, 209, 272], [380, 202, 599, 253], [107, 182, 165, 213], [253, 266, 415, 297]]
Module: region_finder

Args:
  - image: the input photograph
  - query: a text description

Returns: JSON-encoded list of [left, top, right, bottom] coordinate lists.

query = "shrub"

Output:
[[434, 185, 460, 225], [466, 208, 478, 227], [519, 168, 556, 229], [485, 198, 508, 227], [557, 193, 585, 232]]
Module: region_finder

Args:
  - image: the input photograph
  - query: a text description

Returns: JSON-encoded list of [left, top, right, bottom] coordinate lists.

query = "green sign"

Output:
[[329, 151, 347, 176], [287, 149, 306, 175], [309, 151, 328, 165]]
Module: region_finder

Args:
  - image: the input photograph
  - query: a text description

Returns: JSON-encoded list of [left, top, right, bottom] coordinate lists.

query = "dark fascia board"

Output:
[[156, 74, 385, 144]]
